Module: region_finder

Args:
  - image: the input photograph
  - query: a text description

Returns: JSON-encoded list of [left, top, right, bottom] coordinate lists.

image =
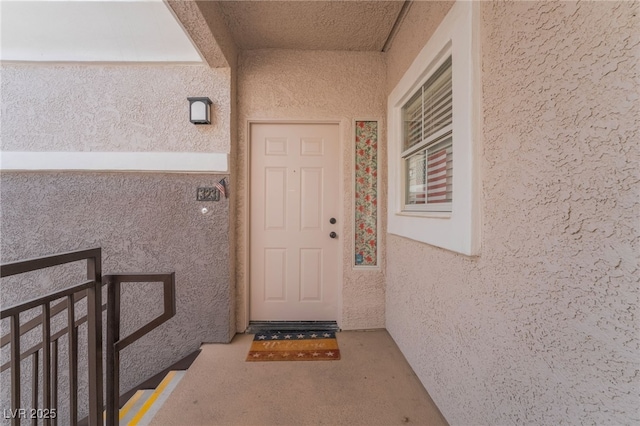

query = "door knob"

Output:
[[330, 218, 337, 224], [329, 232, 337, 239]]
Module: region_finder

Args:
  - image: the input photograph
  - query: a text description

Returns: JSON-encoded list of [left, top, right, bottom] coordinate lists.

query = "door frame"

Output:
[[242, 119, 345, 331]]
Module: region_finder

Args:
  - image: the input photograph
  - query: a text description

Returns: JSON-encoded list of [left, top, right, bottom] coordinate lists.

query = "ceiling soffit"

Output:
[[215, 1, 404, 51]]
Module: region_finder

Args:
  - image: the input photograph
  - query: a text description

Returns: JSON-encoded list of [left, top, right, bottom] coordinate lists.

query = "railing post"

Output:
[[67, 294, 78, 426], [51, 340, 58, 426], [86, 251, 103, 426], [10, 314, 21, 426], [32, 352, 39, 426], [105, 275, 121, 426], [42, 303, 51, 426]]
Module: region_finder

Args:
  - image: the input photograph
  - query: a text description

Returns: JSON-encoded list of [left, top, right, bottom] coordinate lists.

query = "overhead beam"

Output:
[[382, 1, 413, 52], [165, 0, 237, 68]]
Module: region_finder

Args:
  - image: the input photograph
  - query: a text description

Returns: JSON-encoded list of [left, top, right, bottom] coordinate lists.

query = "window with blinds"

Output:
[[401, 56, 452, 211]]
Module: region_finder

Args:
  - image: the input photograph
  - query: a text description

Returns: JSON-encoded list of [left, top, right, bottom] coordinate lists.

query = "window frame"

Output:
[[400, 52, 453, 213], [387, 1, 481, 256]]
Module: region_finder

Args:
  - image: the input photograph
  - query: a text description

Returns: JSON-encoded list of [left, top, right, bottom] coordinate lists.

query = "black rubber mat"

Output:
[[246, 321, 339, 333]]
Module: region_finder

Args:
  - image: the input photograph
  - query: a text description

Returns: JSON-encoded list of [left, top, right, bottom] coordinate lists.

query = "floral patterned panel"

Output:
[[354, 121, 378, 266]]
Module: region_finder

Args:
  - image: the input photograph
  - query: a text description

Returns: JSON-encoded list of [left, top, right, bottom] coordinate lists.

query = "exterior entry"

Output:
[[250, 123, 340, 321]]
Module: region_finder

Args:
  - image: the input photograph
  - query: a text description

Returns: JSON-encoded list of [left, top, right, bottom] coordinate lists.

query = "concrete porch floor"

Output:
[[150, 330, 448, 426]]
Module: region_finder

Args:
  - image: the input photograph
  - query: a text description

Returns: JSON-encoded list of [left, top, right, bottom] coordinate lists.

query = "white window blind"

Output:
[[401, 56, 453, 210]]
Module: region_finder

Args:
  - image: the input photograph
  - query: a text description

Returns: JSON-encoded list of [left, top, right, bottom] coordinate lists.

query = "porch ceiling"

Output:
[[212, 1, 405, 51]]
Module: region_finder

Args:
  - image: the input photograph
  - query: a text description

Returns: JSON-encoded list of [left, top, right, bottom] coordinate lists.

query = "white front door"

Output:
[[250, 123, 340, 321]]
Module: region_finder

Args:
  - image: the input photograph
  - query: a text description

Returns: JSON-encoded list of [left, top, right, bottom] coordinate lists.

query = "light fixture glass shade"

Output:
[[188, 97, 212, 124]]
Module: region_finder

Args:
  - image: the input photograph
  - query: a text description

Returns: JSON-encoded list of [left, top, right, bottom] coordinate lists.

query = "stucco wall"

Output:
[[385, 2, 639, 425], [1, 64, 230, 153], [236, 50, 387, 331], [1, 172, 231, 388], [0, 63, 234, 404]]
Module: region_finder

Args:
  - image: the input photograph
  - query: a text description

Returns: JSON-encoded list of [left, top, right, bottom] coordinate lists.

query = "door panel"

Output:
[[264, 248, 287, 301], [299, 248, 322, 301], [250, 123, 340, 321], [300, 168, 323, 231], [264, 168, 287, 230]]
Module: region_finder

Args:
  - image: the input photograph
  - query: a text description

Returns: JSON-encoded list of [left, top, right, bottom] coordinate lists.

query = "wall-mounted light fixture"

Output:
[[187, 97, 212, 125]]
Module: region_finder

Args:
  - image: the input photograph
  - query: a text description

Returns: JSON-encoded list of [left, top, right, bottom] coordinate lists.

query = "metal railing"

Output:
[[0, 248, 176, 426], [104, 273, 175, 426]]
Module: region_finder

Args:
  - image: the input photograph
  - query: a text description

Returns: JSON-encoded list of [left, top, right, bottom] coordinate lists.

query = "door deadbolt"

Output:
[[329, 232, 337, 239], [330, 218, 337, 224]]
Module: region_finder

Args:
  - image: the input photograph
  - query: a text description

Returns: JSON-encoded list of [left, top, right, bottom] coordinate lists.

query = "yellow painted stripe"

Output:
[[128, 371, 177, 425], [250, 338, 339, 352], [119, 390, 145, 420]]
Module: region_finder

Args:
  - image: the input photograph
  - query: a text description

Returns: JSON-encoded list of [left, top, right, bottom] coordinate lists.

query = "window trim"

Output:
[[387, 1, 481, 256]]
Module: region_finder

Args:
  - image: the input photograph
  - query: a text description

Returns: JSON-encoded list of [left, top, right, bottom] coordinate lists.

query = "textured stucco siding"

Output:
[[0, 62, 234, 406], [236, 50, 387, 331], [0, 64, 230, 153], [0, 172, 232, 394], [386, 1, 639, 425]]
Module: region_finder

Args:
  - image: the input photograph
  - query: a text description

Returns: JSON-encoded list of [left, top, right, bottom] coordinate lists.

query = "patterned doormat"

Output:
[[246, 331, 341, 361]]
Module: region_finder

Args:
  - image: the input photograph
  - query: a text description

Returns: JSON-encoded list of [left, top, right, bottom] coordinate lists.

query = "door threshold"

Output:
[[246, 321, 339, 333]]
